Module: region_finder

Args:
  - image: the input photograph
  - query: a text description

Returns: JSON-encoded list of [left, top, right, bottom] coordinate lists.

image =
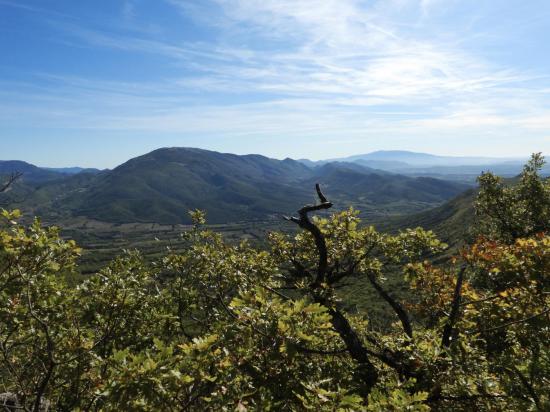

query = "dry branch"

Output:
[[0, 172, 22, 194]]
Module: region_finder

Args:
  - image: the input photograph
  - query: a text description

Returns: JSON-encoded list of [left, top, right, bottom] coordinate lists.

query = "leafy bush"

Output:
[[0, 157, 548, 411]]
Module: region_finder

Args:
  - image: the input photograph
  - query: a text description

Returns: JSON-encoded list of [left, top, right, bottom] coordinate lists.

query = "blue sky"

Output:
[[1, 0, 549, 168]]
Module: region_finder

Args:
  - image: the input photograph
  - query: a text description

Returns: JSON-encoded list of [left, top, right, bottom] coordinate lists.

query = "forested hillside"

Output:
[[0, 161, 66, 183], [1, 148, 470, 224], [378, 189, 477, 246], [0, 154, 548, 411]]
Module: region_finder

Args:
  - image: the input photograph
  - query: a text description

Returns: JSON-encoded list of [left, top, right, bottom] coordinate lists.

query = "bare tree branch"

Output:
[[293, 343, 348, 356], [366, 270, 414, 339], [0, 172, 22, 194], [285, 184, 379, 394], [441, 266, 466, 347], [284, 183, 332, 286], [475, 308, 550, 334], [504, 365, 542, 411]]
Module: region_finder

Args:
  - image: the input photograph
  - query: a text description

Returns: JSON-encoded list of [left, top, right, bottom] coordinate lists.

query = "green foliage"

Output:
[[0, 155, 548, 411], [475, 153, 550, 242], [6, 148, 469, 225], [380, 188, 477, 248]]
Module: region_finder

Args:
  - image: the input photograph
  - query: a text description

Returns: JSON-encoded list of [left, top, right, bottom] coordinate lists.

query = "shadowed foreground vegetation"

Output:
[[0, 155, 548, 411]]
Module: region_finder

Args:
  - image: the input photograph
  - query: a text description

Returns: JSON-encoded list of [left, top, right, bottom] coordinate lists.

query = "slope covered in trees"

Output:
[[378, 188, 477, 246], [2, 148, 470, 225], [0, 155, 548, 411], [0, 161, 64, 184]]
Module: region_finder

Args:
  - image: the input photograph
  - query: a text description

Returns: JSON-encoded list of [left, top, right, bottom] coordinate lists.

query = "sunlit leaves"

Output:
[[0, 155, 548, 410], [475, 153, 550, 242]]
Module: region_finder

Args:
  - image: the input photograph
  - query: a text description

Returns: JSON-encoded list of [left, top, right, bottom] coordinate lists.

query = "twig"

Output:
[[366, 270, 413, 339], [441, 266, 466, 347], [284, 184, 379, 393], [293, 343, 348, 356], [284, 183, 332, 286], [0, 172, 22, 193], [475, 308, 550, 334]]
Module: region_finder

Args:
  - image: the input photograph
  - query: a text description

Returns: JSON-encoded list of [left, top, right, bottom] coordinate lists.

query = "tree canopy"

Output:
[[0, 156, 548, 411]]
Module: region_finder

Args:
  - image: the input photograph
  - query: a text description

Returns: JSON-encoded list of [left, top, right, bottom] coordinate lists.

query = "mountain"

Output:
[[0, 160, 65, 183], [299, 150, 548, 183], [308, 163, 468, 204], [336, 150, 522, 167], [3, 148, 472, 225], [377, 189, 476, 247], [1, 160, 102, 188], [353, 159, 411, 170], [72, 148, 315, 223], [41, 167, 102, 175]]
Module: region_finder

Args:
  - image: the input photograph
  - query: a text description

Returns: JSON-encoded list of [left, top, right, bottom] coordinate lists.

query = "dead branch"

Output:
[[285, 184, 379, 393], [284, 183, 332, 286], [0, 172, 22, 194], [441, 266, 466, 347], [366, 270, 414, 339]]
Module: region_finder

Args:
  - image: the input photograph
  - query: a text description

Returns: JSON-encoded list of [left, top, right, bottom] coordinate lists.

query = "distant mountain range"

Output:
[[0, 148, 471, 224], [42, 167, 102, 175], [300, 150, 548, 182], [331, 150, 521, 166], [0, 160, 71, 183], [0, 161, 102, 183]]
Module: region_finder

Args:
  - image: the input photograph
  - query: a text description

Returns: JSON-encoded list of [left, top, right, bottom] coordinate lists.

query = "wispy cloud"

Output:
[[2, 0, 549, 159], [0, 0, 53, 13]]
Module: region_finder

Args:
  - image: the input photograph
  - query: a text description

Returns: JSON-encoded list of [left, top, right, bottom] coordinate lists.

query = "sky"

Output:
[[0, 0, 549, 168]]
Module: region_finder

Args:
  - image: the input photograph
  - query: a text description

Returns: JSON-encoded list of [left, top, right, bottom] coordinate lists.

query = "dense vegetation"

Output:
[[1, 148, 469, 225], [0, 155, 548, 411]]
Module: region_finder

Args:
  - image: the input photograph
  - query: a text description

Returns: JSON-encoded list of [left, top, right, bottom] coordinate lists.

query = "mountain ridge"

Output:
[[1, 147, 471, 225], [298, 150, 548, 182]]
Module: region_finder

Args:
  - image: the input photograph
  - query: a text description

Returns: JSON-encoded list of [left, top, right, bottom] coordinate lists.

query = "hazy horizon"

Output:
[[0, 146, 532, 170]]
